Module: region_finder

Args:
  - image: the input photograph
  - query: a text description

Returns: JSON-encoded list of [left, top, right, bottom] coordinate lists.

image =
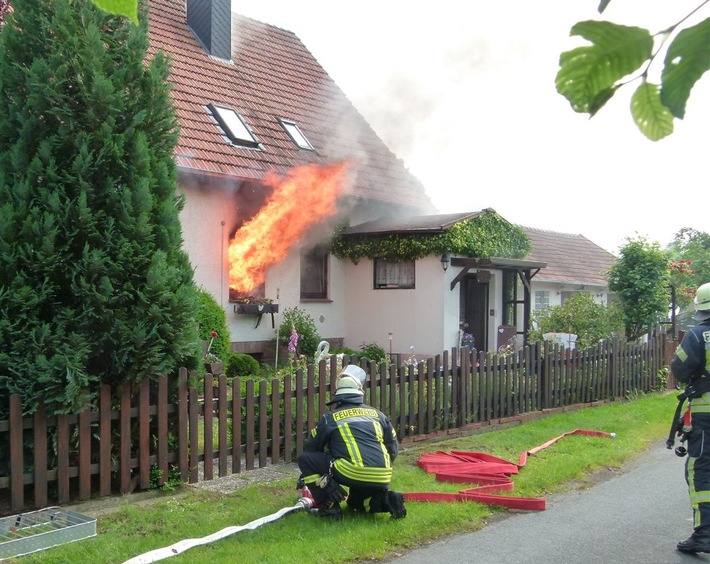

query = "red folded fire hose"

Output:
[[405, 429, 615, 511]]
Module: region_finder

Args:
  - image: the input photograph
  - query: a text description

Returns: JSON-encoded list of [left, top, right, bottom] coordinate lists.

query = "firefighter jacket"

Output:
[[304, 401, 399, 487], [672, 319, 710, 414]]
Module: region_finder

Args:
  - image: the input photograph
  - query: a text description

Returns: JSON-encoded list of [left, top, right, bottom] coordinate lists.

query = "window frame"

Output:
[[279, 118, 315, 151], [534, 290, 550, 311], [373, 258, 415, 290], [208, 103, 261, 149], [300, 246, 329, 300]]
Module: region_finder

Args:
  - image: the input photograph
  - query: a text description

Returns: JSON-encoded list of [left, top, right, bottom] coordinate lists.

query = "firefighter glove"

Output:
[[317, 474, 346, 504]]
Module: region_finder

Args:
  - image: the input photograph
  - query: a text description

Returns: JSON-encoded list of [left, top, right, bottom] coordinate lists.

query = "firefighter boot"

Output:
[[385, 491, 407, 520], [677, 531, 710, 553]]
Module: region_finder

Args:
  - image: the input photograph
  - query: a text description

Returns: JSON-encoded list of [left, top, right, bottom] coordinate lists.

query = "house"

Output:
[[148, 0, 434, 361], [148, 0, 618, 361], [333, 210, 547, 355], [521, 227, 617, 311]]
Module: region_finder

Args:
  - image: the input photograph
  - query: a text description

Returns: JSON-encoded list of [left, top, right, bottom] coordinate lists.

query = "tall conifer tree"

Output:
[[0, 0, 197, 414]]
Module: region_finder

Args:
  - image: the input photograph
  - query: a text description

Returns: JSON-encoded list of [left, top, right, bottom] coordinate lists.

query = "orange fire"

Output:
[[228, 161, 350, 294]]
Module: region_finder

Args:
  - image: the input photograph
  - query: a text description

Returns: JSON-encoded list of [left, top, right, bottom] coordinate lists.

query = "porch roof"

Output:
[[340, 210, 491, 236], [451, 257, 548, 270]]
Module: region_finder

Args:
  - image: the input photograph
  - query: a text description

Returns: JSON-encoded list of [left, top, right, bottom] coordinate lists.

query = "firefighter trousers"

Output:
[[686, 416, 710, 533]]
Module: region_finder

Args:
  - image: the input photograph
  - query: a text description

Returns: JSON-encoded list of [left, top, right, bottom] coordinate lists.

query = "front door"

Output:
[[460, 275, 489, 351]]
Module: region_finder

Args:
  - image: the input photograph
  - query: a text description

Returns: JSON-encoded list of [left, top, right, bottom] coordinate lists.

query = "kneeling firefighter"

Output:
[[670, 282, 710, 553], [297, 365, 406, 520]]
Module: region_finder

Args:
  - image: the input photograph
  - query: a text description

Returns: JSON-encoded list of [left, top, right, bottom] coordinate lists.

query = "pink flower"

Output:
[[288, 329, 299, 354]]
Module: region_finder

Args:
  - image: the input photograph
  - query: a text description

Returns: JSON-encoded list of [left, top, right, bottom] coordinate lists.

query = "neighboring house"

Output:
[[147, 0, 434, 361], [521, 227, 617, 313]]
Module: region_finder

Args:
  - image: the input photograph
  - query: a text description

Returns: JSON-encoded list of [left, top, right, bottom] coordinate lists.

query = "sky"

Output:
[[234, 1, 709, 255]]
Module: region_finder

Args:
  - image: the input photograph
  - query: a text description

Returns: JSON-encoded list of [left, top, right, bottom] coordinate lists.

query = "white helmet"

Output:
[[340, 364, 366, 389], [694, 282, 710, 320], [326, 375, 364, 405]]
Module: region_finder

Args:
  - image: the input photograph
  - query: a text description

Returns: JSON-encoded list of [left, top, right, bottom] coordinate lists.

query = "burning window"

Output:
[[208, 103, 260, 148], [279, 119, 315, 151], [228, 162, 350, 301]]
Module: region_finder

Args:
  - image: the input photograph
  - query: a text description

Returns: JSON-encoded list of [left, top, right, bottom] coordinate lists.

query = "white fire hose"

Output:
[[122, 496, 313, 563]]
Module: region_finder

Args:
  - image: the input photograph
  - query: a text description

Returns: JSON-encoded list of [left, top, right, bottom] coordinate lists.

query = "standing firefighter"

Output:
[[297, 365, 406, 520], [672, 282, 710, 553]]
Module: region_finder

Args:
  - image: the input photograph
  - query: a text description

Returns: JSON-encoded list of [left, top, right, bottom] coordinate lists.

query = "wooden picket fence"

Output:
[[0, 331, 671, 514]]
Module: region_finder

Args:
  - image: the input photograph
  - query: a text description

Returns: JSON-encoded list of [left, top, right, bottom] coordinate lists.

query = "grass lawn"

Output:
[[8, 391, 677, 563]]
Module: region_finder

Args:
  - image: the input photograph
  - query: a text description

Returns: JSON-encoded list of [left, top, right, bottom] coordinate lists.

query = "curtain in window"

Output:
[[300, 247, 328, 299], [374, 259, 415, 289]]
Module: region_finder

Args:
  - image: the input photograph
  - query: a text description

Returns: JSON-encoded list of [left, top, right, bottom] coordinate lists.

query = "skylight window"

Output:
[[279, 119, 315, 151], [208, 103, 260, 149]]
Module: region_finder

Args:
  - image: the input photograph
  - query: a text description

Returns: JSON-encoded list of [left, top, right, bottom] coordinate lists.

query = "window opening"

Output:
[[300, 246, 329, 299], [208, 103, 260, 148], [279, 119, 315, 151]]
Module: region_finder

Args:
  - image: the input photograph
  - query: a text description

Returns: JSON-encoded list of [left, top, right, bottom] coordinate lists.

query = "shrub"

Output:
[[225, 352, 260, 378], [529, 292, 624, 349], [277, 307, 321, 360], [359, 342, 387, 363]]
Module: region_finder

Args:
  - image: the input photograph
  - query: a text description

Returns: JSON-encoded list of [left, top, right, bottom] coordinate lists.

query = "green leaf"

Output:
[[92, 0, 139, 24], [589, 85, 618, 117], [661, 18, 710, 119], [631, 82, 674, 141], [556, 21, 653, 114]]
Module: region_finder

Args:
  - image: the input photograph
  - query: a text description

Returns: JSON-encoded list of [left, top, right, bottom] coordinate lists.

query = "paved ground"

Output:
[[385, 440, 705, 564]]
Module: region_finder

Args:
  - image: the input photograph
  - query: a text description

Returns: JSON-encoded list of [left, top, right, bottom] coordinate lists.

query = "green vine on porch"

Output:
[[329, 212, 530, 262]]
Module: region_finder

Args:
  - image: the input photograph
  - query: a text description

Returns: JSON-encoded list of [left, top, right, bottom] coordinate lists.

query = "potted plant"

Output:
[[203, 330, 223, 375]]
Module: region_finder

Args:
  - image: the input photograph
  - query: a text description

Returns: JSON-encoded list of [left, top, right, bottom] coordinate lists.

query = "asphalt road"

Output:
[[386, 440, 707, 564]]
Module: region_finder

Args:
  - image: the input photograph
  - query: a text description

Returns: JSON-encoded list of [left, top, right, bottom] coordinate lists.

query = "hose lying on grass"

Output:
[[122, 497, 313, 564], [406, 429, 615, 510]]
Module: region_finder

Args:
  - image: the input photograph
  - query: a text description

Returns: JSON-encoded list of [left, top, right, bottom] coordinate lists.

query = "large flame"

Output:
[[229, 161, 350, 294]]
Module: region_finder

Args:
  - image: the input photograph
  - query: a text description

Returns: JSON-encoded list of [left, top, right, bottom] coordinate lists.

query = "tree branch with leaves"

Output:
[[556, 1, 710, 140]]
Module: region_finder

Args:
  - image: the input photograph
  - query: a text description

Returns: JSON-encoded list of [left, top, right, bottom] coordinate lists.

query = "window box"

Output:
[[234, 303, 279, 315], [233, 303, 279, 328]]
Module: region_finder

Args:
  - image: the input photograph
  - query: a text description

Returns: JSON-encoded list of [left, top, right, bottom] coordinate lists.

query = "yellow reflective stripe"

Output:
[[373, 420, 391, 467], [690, 456, 701, 529], [675, 345, 688, 362], [338, 423, 363, 467], [310, 428, 317, 439], [691, 491, 710, 504], [302, 472, 321, 485], [334, 459, 392, 483]]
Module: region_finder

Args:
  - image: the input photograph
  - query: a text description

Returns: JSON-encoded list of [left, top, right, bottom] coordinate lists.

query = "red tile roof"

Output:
[[521, 226, 617, 287], [147, 0, 434, 212]]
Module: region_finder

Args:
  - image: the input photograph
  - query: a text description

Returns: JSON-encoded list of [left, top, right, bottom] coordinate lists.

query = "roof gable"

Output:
[[147, 0, 434, 213]]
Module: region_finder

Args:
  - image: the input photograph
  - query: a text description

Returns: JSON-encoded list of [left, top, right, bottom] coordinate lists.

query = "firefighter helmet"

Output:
[[694, 282, 710, 320], [326, 375, 364, 405], [340, 365, 366, 389]]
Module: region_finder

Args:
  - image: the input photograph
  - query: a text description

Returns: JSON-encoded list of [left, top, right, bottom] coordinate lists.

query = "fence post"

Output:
[[541, 341, 550, 409], [610, 337, 620, 399], [9, 395, 23, 511]]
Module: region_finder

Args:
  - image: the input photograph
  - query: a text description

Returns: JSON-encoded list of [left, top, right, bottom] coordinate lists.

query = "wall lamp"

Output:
[[440, 253, 450, 272]]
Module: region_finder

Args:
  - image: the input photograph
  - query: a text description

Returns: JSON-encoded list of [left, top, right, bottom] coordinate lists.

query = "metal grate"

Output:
[[0, 507, 96, 559]]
